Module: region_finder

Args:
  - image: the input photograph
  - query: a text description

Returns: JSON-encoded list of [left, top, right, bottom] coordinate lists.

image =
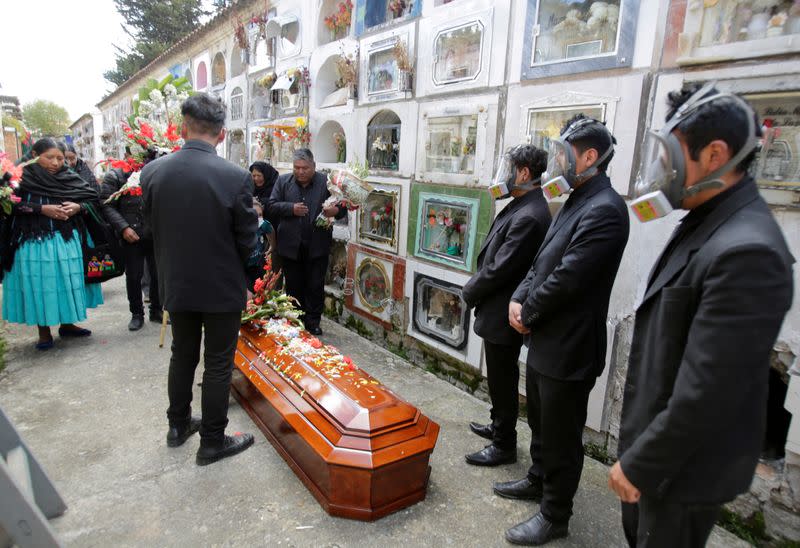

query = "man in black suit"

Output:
[[499, 115, 630, 545], [609, 84, 794, 547], [142, 93, 258, 466], [268, 148, 346, 336], [461, 145, 551, 467]]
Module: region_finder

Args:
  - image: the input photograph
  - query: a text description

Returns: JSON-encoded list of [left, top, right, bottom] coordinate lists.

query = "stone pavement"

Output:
[[0, 278, 747, 547]]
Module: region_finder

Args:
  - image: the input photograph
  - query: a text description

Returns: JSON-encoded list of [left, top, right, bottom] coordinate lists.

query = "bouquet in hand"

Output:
[[315, 160, 373, 229], [242, 255, 304, 327], [0, 153, 25, 215], [103, 171, 143, 204]]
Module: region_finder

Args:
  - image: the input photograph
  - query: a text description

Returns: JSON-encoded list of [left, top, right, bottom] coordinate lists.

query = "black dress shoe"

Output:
[[465, 444, 517, 466], [505, 512, 568, 546], [308, 326, 323, 336], [166, 417, 201, 448], [128, 314, 144, 331], [469, 421, 494, 441], [196, 432, 255, 466], [149, 309, 164, 323], [493, 477, 543, 501]]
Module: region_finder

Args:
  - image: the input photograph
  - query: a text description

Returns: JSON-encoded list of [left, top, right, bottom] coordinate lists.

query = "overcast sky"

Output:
[[0, 1, 219, 124], [0, 0, 129, 122]]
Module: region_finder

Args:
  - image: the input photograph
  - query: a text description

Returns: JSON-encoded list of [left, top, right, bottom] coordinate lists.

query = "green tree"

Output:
[[104, 0, 208, 86], [22, 100, 70, 138]]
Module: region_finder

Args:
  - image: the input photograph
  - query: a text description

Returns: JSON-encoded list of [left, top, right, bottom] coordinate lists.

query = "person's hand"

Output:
[[293, 202, 309, 217], [61, 201, 81, 217], [508, 301, 530, 334], [322, 204, 340, 218], [122, 227, 140, 243], [41, 204, 69, 221], [608, 461, 641, 503]]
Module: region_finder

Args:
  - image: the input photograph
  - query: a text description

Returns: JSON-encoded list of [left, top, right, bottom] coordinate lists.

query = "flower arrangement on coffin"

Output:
[[242, 255, 304, 326], [315, 159, 373, 229], [333, 132, 346, 163], [294, 117, 310, 146], [335, 48, 359, 90], [251, 318, 379, 396], [324, 0, 353, 39]]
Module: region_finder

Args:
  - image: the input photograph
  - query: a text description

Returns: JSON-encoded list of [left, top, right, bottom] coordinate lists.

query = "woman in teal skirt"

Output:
[[2, 138, 103, 350]]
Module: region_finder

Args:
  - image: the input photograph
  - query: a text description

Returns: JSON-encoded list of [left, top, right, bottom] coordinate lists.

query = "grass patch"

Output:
[[717, 508, 769, 546], [344, 315, 373, 339], [583, 441, 613, 465], [386, 342, 409, 361]]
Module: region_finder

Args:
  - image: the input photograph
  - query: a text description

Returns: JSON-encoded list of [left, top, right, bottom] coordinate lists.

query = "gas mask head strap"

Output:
[[664, 83, 759, 198], [561, 118, 615, 183]]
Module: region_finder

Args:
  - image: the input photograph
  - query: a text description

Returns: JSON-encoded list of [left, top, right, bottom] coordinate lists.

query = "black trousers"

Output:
[[484, 340, 522, 450], [526, 368, 595, 523], [124, 238, 160, 315], [281, 247, 328, 330], [622, 499, 720, 548], [166, 311, 242, 447]]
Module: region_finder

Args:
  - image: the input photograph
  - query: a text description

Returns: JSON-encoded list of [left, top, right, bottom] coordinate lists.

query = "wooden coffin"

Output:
[[230, 324, 440, 521]]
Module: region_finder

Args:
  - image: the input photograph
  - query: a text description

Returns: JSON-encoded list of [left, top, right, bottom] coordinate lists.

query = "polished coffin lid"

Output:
[[234, 324, 439, 469]]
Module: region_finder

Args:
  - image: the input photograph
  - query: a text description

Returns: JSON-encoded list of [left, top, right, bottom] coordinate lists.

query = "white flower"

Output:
[[163, 84, 177, 97], [149, 89, 164, 102]]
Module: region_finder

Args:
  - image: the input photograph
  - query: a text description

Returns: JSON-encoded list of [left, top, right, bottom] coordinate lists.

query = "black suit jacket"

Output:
[[462, 189, 551, 346], [511, 174, 630, 381], [141, 140, 258, 313], [618, 178, 794, 504], [267, 171, 346, 260]]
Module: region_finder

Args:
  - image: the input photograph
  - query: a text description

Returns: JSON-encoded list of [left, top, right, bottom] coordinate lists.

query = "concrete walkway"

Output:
[[0, 279, 747, 547]]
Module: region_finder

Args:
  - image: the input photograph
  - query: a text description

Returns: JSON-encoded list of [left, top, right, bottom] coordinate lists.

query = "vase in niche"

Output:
[[747, 12, 770, 40]]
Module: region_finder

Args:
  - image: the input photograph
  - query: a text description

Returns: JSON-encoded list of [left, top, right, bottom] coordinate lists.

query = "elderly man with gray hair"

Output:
[[267, 148, 346, 335]]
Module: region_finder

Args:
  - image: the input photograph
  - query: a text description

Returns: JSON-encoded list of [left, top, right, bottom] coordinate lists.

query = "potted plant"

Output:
[[335, 48, 359, 98], [333, 132, 347, 163], [324, 0, 353, 41], [393, 40, 413, 92]]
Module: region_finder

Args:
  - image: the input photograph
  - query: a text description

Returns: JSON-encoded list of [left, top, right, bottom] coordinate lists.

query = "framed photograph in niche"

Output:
[[433, 21, 485, 85], [521, 0, 639, 79], [412, 273, 469, 350], [368, 46, 399, 95], [678, 0, 800, 63], [358, 184, 400, 253], [425, 114, 478, 175], [526, 104, 606, 150], [355, 258, 391, 313], [414, 192, 479, 271], [746, 91, 800, 191], [367, 110, 401, 172]]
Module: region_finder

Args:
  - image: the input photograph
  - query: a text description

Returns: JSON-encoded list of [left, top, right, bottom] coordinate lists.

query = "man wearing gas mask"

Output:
[[461, 144, 551, 467], [609, 84, 794, 547], [500, 115, 630, 545]]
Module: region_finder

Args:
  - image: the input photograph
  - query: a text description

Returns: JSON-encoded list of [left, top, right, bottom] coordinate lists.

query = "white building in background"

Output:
[[69, 111, 104, 173], [96, 0, 800, 537]]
